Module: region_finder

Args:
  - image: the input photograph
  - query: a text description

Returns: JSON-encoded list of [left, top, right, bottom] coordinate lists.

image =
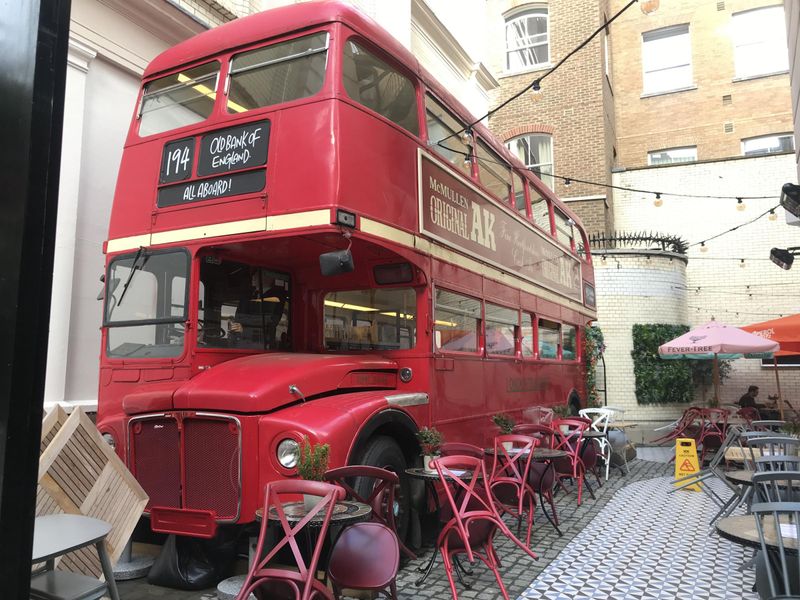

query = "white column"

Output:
[[44, 39, 96, 409]]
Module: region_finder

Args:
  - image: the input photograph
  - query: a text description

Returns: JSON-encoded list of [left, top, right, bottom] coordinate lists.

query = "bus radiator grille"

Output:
[[131, 417, 182, 511], [183, 418, 241, 520]]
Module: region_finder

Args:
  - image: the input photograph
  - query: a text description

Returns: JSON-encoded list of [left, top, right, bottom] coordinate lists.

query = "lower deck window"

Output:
[[485, 303, 518, 356], [324, 288, 416, 351], [434, 290, 480, 353], [562, 324, 577, 360], [538, 319, 560, 359]]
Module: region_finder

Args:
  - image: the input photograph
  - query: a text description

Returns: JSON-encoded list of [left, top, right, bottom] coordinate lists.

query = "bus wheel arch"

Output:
[[348, 410, 419, 546]]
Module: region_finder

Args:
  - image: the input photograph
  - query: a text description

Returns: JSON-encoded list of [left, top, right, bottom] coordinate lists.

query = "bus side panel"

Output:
[[336, 101, 419, 232]]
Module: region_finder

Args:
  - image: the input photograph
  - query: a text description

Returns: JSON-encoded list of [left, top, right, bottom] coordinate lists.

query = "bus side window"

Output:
[[521, 313, 534, 358], [538, 319, 560, 359], [342, 39, 419, 135], [476, 140, 512, 203], [485, 303, 518, 357], [562, 324, 578, 360], [554, 209, 575, 251], [425, 95, 471, 174], [434, 289, 480, 353], [512, 171, 528, 216], [528, 183, 550, 231]]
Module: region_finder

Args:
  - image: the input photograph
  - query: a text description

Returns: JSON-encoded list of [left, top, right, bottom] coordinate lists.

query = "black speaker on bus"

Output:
[[319, 249, 355, 276]]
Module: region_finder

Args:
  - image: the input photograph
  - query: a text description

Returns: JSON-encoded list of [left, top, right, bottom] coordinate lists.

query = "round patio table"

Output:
[[716, 514, 798, 555], [257, 499, 372, 526]]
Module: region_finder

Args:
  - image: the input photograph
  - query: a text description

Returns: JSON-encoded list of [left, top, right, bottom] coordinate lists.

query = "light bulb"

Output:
[[653, 193, 663, 207], [564, 178, 571, 187], [700, 242, 708, 253], [640, 0, 659, 15], [740, 259, 746, 268], [736, 198, 746, 211], [460, 130, 472, 144], [769, 209, 778, 221]]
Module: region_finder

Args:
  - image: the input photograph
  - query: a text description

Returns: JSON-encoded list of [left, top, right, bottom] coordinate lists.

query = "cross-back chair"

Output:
[[697, 408, 729, 464], [652, 406, 702, 445], [578, 408, 613, 480], [323, 465, 415, 560], [488, 434, 539, 548], [236, 480, 344, 600], [432, 455, 538, 600], [512, 424, 559, 526], [521, 407, 554, 426], [550, 418, 592, 505]]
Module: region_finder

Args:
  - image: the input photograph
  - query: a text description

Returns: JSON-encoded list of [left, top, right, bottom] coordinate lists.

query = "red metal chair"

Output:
[[513, 424, 559, 526], [736, 406, 760, 426], [432, 455, 538, 600], [323, 465, 415, 560], [488, 434, 539, 548], [327, 521, 399, 600], [236, 480, 344, 600], [698, 408, 729, 464], [551, 418, 590, 506], [440, 442, 485, 459], [651, 406, 702, 445]]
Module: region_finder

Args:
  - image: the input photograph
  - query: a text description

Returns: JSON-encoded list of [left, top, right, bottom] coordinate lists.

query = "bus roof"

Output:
[[143, 0, 584, 230]]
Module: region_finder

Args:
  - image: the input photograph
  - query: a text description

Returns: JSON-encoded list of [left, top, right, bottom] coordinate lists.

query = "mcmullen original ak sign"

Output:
[[418, 150, 582, 303]]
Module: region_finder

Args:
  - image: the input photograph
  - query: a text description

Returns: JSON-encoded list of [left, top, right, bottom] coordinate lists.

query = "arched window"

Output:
[[505, 8, 549, 71], [506, 134, 553, 190]]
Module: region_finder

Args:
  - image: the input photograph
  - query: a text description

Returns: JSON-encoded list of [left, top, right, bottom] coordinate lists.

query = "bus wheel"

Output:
[[569, 393, 582, 416], [355, 435, 410, 545]]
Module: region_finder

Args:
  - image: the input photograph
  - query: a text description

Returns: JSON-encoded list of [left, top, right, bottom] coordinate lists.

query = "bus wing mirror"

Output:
[[98, 277, 120, 301], [319, 249, 354, 276]]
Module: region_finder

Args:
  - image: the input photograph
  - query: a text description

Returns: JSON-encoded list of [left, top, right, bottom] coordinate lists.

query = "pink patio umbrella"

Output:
[[658, 321, 780, 408]]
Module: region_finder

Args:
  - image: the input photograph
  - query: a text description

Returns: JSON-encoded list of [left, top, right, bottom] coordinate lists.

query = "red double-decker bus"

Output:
[[97, 0, 596, 539]]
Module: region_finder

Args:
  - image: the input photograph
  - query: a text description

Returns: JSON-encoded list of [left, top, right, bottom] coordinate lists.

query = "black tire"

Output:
[[569, 393, 581, 416], [354, 435, 411, 545]]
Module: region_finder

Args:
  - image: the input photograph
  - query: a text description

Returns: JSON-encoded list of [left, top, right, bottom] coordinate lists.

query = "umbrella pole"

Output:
[[773, 356, 784, 420], [713, 353, 720, 407]]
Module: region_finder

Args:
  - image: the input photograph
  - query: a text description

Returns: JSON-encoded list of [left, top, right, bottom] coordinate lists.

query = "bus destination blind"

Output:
[[157, 170, 266, 208], [157, 119, 270, 207]]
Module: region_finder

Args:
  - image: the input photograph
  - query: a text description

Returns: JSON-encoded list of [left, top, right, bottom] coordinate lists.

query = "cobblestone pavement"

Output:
[[117, 456, 672, 600], [392, 458, 672, 600]]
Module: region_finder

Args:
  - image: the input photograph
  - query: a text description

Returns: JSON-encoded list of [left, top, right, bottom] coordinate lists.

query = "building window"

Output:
[[742, 134, 794, 156], [647, 146, 697, 166], [505, 8, 549, 72], [732, 6, 789, 79], [506, 134, 553, 190], [642, 25, 692, 94]]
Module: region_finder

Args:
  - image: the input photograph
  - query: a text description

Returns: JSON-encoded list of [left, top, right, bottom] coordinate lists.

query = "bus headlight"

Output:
[[277, 438, 300, 469], [101, 432, 117, 452]]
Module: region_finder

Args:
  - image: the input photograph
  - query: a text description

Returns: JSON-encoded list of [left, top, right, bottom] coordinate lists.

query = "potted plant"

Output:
[[552, 404, 571, 433], [416, 427, 443, 473], [297, 437, 330, 511], [492, 413, 516, 450]]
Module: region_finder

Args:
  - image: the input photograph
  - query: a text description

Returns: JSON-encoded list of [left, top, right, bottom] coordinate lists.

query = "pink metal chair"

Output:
[[236, 480, 344, 600], [327, 521, 399, 600], [736, 406, 760, 427], [651, 406, 702, 446], [512, 424, 559, 527], [440, 442, 485, 460], [698, 408, 728, 464], [323, 465, 415, 560], [432, 455, 538, 600], [488, 434, 540, 548], [551, 418, 591, 506]]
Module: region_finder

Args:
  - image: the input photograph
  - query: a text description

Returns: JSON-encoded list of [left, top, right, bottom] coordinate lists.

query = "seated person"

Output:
[[229, 270, 288, 349], [738, 385, 779, 420]]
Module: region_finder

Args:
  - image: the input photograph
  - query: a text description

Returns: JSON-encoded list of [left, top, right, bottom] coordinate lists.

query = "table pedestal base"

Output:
[[113, 541, 154, 581]]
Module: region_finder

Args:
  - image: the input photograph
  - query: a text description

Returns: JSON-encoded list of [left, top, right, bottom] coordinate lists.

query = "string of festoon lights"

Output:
[[688, 305, 790, 318], [434, 0, 661, 147]]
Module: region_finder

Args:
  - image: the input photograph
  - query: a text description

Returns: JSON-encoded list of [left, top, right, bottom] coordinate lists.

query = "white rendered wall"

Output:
[[594, 252, 689, 422], [611, 154, 800, 414]]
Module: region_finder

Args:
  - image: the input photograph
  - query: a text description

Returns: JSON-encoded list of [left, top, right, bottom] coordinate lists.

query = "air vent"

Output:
[[722, 94, 732, 105], [723, 122, 734, 133], [717, 1, 725, 10]]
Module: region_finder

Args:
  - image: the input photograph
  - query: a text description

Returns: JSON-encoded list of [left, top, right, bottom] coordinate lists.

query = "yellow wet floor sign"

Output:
[[674, 438, 701, 492]]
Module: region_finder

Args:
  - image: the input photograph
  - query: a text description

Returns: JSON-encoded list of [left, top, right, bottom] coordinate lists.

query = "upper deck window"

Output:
[[476, 141, 512, 202], [342, 40, 419, 135], [528, 183, 551, 230], [425, 95, 471, 174], [139, 62, 219, 137], [227, 32, 328, 114], [554, 209, 574, 249]]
